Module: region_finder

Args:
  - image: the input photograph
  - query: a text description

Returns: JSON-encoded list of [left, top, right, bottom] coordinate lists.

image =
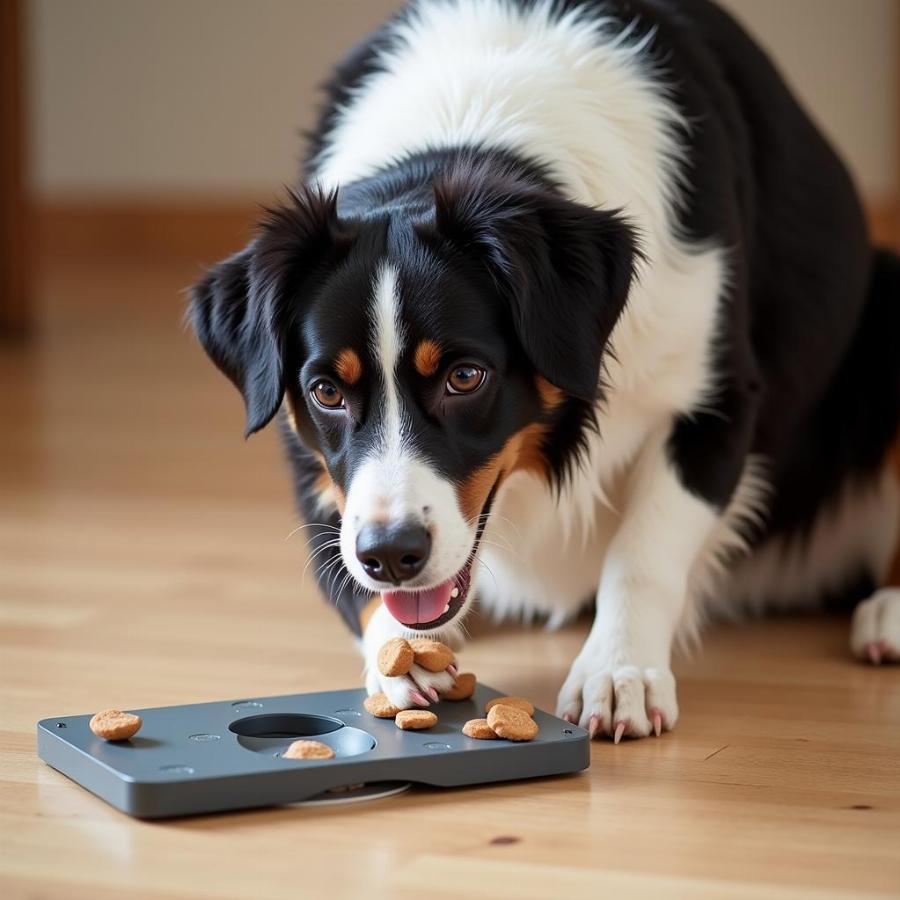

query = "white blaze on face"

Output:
[[340, 263, 473, 594], [372, 262, 406, 464]]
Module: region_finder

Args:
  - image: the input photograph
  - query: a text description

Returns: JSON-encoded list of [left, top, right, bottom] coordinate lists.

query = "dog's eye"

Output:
[[446, 365, 486, 395], [311, 379, 345, 410]]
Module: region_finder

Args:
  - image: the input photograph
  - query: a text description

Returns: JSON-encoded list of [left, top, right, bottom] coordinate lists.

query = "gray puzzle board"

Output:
[[37, 684, 589, 818]]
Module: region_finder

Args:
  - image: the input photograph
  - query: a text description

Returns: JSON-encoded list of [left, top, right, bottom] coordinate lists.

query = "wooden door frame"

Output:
[[1, 0, 30, 338]]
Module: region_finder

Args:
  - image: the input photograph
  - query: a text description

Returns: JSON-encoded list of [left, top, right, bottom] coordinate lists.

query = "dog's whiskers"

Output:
[[285, 521, 341, 542], [301, 538, 343, 579]]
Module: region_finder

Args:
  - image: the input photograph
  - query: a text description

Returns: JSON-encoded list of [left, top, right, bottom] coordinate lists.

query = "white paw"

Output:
[[851, 588, 900, 664], [556, 658, 678, 742], [365, 662, 456, 709], [361, 603, 457, 709]]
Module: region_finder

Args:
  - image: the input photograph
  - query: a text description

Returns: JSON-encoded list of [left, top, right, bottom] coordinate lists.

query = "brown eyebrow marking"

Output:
[[535, 375, 565, 410], [335, 348, 363, 385], [414, 339, 443, 377]]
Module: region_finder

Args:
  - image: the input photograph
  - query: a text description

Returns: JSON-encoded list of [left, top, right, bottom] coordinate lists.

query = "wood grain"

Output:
[[0, 252, 898, 899]]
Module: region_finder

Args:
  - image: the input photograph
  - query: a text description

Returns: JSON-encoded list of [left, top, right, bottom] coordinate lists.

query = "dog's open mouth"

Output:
[[381, 560, 473, 629], [379, 480, 499, 630]]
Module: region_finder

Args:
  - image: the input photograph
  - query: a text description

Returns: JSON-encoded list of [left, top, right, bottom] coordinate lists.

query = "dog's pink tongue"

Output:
[[382, 580, 453, 626]]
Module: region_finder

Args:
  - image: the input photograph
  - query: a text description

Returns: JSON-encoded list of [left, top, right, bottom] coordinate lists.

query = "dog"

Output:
[[190, 0, 900, 741]]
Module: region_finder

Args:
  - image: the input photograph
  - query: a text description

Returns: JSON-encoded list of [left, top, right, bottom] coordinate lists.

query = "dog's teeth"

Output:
[[450, 587, 459, 599], [443, 603, 450, 614]]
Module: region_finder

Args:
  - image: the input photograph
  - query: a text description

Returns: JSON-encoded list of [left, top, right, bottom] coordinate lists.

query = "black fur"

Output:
[[190, 187, 356, 436]]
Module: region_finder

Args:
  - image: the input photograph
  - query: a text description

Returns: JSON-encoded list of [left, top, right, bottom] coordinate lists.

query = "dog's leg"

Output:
[[851, 589, 900, 664], [556, 428, 721, 741], [361, 602, 459, 709], [852, 446, 900, 664]]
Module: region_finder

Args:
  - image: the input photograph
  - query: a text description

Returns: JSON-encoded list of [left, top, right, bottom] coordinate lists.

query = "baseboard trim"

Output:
[[36, 199, 262, 263], [35, 194, 900, 262]]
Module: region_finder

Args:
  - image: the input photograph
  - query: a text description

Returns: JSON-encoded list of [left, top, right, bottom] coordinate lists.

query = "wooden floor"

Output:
[[1, 249, 899, 900]]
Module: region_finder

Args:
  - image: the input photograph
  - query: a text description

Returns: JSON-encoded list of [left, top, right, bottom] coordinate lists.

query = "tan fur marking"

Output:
[[311, 451, 345, 515], [414, 339, 443, 377], [359, 596, 383, 632], [335, 348, 363, 385], [455, 423, 550, 523], [283, 395, 299, 433], [535, 375, 565, 410]]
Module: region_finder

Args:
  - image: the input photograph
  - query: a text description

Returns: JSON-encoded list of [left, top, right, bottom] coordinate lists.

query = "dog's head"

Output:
[[190, 161, 635, 632]]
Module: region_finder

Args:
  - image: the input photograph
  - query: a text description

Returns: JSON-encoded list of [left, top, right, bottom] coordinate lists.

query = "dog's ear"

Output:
[[189, 187, 353, 436], [424, 170, 637, 402]]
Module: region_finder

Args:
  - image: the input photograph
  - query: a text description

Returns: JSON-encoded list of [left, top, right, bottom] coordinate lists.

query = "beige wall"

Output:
[[27, 0, 898, 201]]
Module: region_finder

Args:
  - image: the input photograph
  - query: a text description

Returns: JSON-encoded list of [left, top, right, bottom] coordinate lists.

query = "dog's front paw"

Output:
[[365, 662, 456, 710], [556, 657, 678, 742], [851, 588, 900, 664], [362, 603, 458, 709]]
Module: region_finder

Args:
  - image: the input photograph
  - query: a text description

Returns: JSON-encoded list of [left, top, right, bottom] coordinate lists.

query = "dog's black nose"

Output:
[[355, 522, 431, 585]]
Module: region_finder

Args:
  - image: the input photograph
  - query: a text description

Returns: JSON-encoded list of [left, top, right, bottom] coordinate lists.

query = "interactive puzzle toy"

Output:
[[37, 684, 589, 818]]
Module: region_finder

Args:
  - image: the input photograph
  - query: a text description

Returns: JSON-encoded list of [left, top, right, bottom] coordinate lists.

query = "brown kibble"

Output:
[[484, 696, 534, 717], [409, 638, 454, 672], [486, 704, 539, 741], [462, 718, 497, 740], [395, 709, 438, 730], [364, 692, 402, 718], [282, 740, 335, 760], [443, 672, 477, 701], [378, 637, 414, 677], [89, 709, 142, 741]]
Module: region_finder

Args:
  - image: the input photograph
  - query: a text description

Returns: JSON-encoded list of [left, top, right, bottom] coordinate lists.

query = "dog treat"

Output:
[[89, 709, 142, 741], [378, 637, 414, 677], [282, 739, 335, 760], [442, 672, 477, 701], [484, 696, 535, 717], [364, 692, 402, 718], [462, 718, 497, 740], [395, 709, 438, 730], [409, 638, 454, 672], [486, 704, 539, 742]]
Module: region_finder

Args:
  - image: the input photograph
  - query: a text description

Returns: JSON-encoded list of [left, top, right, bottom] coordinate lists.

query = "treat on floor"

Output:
[[89, 709, 142, 741]]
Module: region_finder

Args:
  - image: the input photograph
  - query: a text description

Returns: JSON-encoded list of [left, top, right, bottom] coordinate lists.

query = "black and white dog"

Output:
[[190, 0, 900, 741]]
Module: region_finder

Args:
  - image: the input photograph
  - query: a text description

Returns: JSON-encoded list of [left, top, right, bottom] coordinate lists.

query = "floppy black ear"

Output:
[[428, 171, 637, 402], [189, 187, 353, 436]]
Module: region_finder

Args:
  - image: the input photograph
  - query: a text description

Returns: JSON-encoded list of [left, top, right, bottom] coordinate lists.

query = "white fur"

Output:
[[555, 428, 721, 735], [371, 262, 405, 461], [340, 263, 477, 598]]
